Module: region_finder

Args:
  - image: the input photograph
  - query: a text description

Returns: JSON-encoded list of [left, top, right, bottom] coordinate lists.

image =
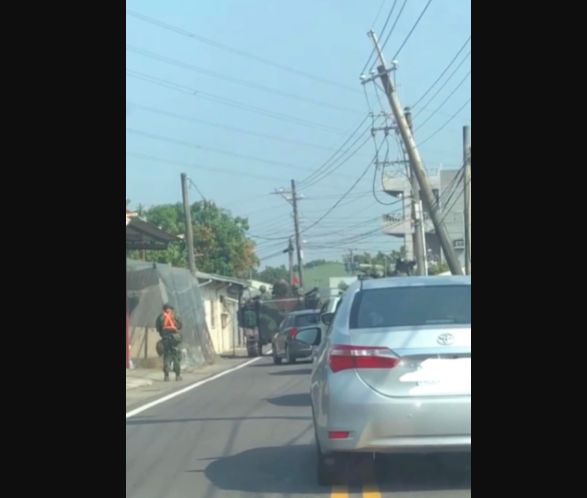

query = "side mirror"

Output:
[[295, 327, 321, 346], [321, 312, 334, 326]]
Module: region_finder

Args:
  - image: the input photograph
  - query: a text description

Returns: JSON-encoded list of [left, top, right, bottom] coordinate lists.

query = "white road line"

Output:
[[126, 354, 268, 419]]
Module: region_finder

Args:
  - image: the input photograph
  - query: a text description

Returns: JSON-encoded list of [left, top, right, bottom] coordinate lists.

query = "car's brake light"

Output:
[[328, 344, 400, 373], [328, 431, 350, 439], [289, 327, 299, 339]]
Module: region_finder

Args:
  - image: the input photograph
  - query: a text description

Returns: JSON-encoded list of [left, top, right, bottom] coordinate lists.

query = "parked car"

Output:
[[272, 309, 321, 364], [303, 276, 471, 485]]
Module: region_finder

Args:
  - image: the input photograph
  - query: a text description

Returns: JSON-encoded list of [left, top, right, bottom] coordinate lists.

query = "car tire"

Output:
[[317, 454, 337, 486], [315, 432, 345, 485], [286, 346, 296, 364]]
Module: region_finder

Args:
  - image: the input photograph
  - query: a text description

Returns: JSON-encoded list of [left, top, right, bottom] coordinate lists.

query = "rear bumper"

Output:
[[315, 372, 470, 454]]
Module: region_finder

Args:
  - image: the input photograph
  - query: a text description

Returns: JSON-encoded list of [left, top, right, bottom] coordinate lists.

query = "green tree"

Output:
[[428, 261, 450, 275], [254, 265, 290, 285], [128, 201, 259, 278]]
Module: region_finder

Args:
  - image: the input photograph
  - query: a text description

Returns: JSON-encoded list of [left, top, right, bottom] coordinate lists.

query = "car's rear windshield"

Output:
[[295, 313, 319, 327], [350, 285, 471, 329]]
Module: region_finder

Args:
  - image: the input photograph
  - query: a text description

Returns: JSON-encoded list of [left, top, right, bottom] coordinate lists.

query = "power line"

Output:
[[311, 202, 406, 239], [257, 249, 289, 262], [417, 98, 471, 146], [372, 138, 401, 206], [371, 0, 390, 28], [188, 178, 207, 201], [300, 132, 373, 189], [439, 169, 464, 211], [439, 169, 467, 225], [250, 234, 291, 241], [378, 0, 409, 56], [126, 127, 315, 173], [299, 112, 392, 190], [126, 8, 360, 94], [437, 165, 465, 207], [412, 35, 471, 109], [126, 151, 284, 182], [362, 85, 376, 116], [126, 68, 344, 134], [128, 101, 334, 152], [126, 44, 362, 114], [391, 0, 434, 60], [298, 115, 371, 187], [415, 71, 471, 130], [302, 137, 386, 234], [303, 190, 384, 200], [412, 53, 470, 119]]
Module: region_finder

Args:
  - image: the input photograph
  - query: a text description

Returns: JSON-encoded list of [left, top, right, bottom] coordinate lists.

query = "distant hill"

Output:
[[302, 262, 349, 291]]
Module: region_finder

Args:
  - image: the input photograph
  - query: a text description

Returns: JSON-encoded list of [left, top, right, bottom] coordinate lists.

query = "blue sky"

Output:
[[126, 0, 471, 268]]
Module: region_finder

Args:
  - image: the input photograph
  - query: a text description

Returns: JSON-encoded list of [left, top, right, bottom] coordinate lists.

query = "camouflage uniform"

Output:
[[243, 307, 260, 356], [156, 312, 183, 380]]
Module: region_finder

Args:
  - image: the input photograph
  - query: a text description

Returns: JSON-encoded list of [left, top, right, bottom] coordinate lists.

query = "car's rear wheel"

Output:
[[317, 451, 337, 486], [314, 425, 347, 485], [286, 346, 296, 364]]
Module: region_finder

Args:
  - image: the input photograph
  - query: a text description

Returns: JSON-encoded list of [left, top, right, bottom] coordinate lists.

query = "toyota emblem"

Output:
[[437, 333, 455, 346]]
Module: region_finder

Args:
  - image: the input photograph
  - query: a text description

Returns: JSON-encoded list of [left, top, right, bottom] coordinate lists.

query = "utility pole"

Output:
[[463, 126, 471, 275], [366, 31, 463, 275], [284, 237, 294, 286], [291, 179, 304, 289], [405, 108, 427, 276], [181, 173, 197, 276]]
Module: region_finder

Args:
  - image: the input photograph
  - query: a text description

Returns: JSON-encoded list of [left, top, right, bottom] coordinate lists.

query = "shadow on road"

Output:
[[265, 393, 311, 407], [202, 444, 322, 495], [202, 446, 470, 494], [269, 368, 312, 376], [126, 415, 311, 426], [374, 453, 471, 492]]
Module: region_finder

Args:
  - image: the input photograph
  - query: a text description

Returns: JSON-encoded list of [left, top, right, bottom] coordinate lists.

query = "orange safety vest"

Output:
[[162, 311, 178, 331]]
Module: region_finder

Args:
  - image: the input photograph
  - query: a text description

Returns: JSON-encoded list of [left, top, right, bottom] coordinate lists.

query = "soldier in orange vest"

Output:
[[155, 304, 183, 381]]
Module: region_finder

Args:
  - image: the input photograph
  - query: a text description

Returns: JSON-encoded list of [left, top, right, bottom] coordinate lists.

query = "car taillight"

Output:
[[328, 344, 400, 373], [328, 431, 350, 439], [289, 327, 299, 339]]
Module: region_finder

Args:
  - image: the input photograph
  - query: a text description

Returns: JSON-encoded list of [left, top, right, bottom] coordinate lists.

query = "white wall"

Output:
[[201, 283, 240, 355]]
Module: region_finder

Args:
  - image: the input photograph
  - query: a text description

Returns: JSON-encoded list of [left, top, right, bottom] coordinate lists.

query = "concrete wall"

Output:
[[200, 283, 241, 355]]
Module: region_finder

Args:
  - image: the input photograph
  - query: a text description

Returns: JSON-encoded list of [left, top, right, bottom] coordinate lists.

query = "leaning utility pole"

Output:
[[366, 31, 463, 275], [181, 173, 197, 275], [463, 126, 471, 275], [405, 108, 427, 276], [291, 179, 304, 289]]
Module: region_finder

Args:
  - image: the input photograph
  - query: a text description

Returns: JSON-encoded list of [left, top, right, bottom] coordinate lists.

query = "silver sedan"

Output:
[[305, 276, 471, 485]]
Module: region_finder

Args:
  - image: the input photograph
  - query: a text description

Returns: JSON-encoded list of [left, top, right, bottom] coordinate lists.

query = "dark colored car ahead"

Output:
[[272, 309, 321, 364]]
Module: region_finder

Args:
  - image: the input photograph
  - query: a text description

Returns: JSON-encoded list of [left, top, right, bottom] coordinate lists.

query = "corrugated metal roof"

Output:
[[196, 271, 249, 288]]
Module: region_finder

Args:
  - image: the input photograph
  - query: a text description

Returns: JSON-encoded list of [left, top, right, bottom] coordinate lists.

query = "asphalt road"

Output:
[[126, 356, 471, 498]]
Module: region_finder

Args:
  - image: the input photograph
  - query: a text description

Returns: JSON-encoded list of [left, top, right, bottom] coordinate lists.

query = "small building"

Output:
[[197, 271, 249, 355], [382, 168, 465, 267]]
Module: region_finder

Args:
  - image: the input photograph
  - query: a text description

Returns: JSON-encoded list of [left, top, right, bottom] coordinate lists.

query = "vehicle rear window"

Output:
[[295, 313, 319, 327], [350, 285, 471, 329]]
